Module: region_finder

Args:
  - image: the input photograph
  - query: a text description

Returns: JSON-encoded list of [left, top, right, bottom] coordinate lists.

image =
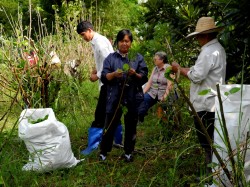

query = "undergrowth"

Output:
[[0, 78, 207, 187], [0, 2, 209, 186]]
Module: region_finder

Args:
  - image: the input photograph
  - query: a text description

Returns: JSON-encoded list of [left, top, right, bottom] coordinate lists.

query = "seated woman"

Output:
[[138, 51, 174, 123]]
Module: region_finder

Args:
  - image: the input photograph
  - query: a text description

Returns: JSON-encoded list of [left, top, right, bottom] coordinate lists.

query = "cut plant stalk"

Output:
[[216, 84, 237, 181], [175, 81, 233, 184]]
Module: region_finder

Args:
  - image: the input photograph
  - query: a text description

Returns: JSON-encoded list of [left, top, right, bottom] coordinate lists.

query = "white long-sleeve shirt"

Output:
[[90, 32, 114, 90], [187, 38, 227, 112]]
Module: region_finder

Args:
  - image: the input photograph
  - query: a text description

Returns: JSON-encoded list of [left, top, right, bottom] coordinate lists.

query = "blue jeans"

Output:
[[138, 93, 158, 122]]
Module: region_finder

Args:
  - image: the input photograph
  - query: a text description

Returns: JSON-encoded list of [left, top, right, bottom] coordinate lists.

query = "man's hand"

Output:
[[171, 61, 190, 77], [113, 70, 123, 78], [171, 62, 181, 73], [89, 72, 99, 82], [91, 68, 97, 74], [128, 68, 136, 76]]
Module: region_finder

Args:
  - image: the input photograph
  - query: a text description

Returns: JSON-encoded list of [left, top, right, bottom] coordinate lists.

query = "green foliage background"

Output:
[[0, 0, 250, 186], [1, 0, 249, 83]]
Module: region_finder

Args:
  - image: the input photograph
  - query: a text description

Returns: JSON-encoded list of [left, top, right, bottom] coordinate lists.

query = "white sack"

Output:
[[49, 51, 61, 65], [213, 84, 250, 186], [18, 108, 81, 171]]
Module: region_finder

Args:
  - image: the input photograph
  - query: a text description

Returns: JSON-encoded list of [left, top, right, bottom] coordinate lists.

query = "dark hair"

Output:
[[77, 21, 94, 34], [155, 51, 168, 64], [114, 29, 133, 47]]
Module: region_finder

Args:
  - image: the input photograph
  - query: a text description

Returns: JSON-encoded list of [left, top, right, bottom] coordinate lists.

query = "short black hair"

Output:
[[114, 29, 133, 47], [77, 21, 94, 34]]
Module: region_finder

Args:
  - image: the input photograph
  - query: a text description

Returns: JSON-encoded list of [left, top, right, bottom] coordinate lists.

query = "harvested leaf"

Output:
[[123, 64, 130, 72], [164, 66, 174, 81], [28, 114, 49, 124], [116, 68, 123, 73]]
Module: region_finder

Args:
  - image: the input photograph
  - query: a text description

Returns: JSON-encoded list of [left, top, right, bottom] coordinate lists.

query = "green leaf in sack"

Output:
[[122, 64, 130, 72], [28, 114, 49, 124], [198, 89, 211, 95]]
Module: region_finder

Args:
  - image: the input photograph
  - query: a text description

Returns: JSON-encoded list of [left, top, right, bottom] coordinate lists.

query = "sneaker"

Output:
[[124, 154, 133, 162], [99, 154, 106, 161]]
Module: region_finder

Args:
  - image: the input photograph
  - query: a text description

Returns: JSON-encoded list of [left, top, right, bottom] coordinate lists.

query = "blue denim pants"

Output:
[[138, 93, 158, 122]]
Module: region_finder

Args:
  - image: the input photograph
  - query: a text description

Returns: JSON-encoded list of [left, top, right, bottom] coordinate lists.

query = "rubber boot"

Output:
[[114, 124, 123, 147], [81, 127, 103, 155]]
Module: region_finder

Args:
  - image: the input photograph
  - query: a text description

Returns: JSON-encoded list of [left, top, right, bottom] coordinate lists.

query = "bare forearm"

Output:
[[179, 67, 190, 78], [90, 73, 99, 82], [106, 72, 116, 80], [143, 84, 150, 93]]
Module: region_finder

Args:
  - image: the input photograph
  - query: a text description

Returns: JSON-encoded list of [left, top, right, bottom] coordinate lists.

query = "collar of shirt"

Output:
[[201, 38, 218, 51], [117, 50, 128, 58], [155, 64, 168, 72], [90, 32, 99, 46]]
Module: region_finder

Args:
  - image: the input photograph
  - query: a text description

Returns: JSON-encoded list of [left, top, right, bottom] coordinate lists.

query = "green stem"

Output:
[[103, 74, 129, 135], [216, 84, 237, 180], [176, 82, 233, 184]]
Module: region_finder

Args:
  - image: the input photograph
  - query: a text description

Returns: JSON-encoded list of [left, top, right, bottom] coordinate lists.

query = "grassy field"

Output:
[[0, 73, 208, 187]]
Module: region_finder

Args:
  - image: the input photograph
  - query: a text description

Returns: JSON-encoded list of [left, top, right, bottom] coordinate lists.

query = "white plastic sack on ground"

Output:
[[212, 84, 250, 186], [18, 108, 81, 171]]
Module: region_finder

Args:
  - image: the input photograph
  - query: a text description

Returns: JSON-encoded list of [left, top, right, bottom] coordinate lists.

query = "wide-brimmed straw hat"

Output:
[[186, 17, 224, 38]]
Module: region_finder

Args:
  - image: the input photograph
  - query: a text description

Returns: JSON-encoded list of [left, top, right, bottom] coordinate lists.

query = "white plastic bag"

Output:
[[18, 108, 81, 171], [213, 84, 250, 186]]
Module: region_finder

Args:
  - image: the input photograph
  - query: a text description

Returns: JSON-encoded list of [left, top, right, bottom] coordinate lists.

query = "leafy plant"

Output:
[[28, 114, 49, 124], [122, 63, 130, 72]]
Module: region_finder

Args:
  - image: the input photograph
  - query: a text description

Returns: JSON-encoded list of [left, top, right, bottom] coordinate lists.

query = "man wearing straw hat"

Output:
[[172, 17, 227, 182]]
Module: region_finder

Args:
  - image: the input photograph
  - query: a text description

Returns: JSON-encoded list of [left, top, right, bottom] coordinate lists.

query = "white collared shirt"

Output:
[[90, 32, 114, 89], [187, 38, 227, 112]]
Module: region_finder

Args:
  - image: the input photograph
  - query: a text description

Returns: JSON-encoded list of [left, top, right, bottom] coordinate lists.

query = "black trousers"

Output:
[[100, 108, 138, 155], [91, 85, 107, 128], [194, 111, 215, 173], [193, 111, 215, 149]]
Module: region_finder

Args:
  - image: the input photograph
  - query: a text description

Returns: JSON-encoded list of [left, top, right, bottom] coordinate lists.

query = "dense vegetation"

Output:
[[0, 0, 250, 186]]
